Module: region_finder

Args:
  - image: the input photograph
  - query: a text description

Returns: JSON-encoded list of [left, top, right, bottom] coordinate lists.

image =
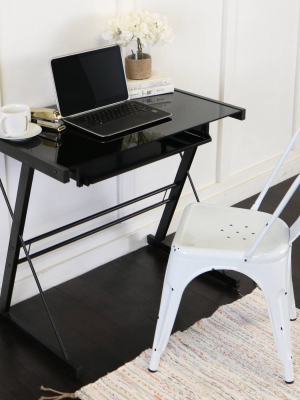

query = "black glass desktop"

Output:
[[0, 89, 245, 377]]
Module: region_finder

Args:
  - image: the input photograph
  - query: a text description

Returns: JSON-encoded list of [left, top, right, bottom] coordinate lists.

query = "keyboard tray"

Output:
[[68, 125, 211, 186]]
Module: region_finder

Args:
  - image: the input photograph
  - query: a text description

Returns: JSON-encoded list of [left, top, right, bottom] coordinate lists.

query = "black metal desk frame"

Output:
[[0, 89, 245, 378]]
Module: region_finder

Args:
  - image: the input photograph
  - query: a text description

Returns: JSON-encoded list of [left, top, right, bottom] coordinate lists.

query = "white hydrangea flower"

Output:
[[102, 9, 174, 58]]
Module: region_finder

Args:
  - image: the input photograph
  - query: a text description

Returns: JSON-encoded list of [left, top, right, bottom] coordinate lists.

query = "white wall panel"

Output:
[[137, 0, 223, 98], [0, 0, 116, 106], [133, 0, 223, 215], [293, 4, 300, 143], [225, 0, 300, 176]]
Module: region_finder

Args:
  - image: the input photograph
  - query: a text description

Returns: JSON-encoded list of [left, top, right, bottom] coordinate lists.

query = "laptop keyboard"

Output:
[[70, 102, 152, 128]]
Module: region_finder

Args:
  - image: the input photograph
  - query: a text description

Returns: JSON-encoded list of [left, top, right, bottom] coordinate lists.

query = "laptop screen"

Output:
[[51, 46, 128, 117]]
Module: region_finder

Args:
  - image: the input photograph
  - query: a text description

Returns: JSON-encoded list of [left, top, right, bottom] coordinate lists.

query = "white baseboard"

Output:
[[9, 150, 300, 305]]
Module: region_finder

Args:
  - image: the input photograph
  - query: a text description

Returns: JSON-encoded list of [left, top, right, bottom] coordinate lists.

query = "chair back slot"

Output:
[[244, 173, 300, 261], [289, 215, 300, 245]]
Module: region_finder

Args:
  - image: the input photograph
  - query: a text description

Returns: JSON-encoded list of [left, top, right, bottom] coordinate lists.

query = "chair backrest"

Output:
[[244, 126, 300, 262]]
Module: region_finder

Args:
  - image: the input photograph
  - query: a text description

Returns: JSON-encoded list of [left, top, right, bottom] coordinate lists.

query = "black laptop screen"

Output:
[[51, 46, 128, 117]]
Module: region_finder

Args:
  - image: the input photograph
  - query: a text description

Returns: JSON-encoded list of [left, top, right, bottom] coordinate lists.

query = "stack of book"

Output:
[[31, 107, 66, 132], [31, 107, 66, 142], [127, 70, 174, 99]]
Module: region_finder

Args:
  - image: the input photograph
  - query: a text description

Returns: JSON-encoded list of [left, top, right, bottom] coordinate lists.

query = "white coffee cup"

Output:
[[0, 104, 31, 138]]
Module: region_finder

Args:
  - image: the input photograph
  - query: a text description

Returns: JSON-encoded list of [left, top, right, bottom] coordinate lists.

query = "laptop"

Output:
[[50, 45, 172, 137]]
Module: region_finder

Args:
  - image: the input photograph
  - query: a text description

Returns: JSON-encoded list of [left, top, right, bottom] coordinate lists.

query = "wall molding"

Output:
[[216, 0, 238, 183], [293, 1, 300, 150], [8, 149, 300, 305], [0, 154, 10, 266]]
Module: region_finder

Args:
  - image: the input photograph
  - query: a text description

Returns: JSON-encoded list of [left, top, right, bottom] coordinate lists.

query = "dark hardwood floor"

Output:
[[1, 176, 300, 399]]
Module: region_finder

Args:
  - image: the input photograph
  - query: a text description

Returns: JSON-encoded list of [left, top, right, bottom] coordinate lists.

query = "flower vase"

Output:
[[125, 53, 152, 80]]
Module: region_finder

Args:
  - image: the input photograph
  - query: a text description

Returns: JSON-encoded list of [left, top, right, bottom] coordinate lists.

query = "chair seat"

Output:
[[173, 203, 290, 262]]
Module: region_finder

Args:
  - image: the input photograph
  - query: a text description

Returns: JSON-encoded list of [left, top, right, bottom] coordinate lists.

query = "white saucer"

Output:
[[0, 123, 42, 141]]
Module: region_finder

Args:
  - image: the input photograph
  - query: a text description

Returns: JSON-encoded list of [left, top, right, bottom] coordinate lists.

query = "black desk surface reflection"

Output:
[[0, 89, 245, 186]]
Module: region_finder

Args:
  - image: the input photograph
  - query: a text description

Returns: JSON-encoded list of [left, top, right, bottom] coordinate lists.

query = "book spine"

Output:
[[129, 84, 174, 99], [127, 77, 172, 91]]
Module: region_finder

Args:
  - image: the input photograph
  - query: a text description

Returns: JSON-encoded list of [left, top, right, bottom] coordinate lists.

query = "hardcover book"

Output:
[[129, 84, 174, 99], [127, 70, 172, 91]]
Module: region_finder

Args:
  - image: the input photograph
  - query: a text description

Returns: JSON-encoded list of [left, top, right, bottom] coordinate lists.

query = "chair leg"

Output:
[[288, 247, 297, 321], [149, 256, 189, 372], [289, 275, 297, 321], [259, 273, 294, 383]]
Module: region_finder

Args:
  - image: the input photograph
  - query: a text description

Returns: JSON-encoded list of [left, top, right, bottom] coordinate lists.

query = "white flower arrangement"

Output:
[[102, 10, 174, 60]]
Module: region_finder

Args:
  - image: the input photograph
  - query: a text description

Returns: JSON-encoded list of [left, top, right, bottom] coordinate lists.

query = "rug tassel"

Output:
[[39, 385, 76, 399]]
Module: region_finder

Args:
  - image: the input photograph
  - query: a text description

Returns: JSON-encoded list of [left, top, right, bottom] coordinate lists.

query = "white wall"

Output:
[[1, 0, 300, 304]]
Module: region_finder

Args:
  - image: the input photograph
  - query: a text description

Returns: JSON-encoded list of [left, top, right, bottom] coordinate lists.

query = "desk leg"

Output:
[[0, 164, 34, 313], [147, 148, 240, 289], [147, 147, 197, 254], [0, 164, 82, 378], [153, 147, 198, 243]]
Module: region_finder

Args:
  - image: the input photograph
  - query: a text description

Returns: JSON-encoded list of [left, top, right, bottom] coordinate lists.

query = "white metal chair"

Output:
[[149, 127, 300, 384]]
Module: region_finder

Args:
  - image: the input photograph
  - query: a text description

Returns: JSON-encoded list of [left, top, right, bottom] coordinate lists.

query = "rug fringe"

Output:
[[39, 385, 76, 399]]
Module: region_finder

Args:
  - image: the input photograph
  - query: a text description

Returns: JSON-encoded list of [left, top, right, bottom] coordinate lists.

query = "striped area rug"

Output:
[[76, 289, 300, 399]]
